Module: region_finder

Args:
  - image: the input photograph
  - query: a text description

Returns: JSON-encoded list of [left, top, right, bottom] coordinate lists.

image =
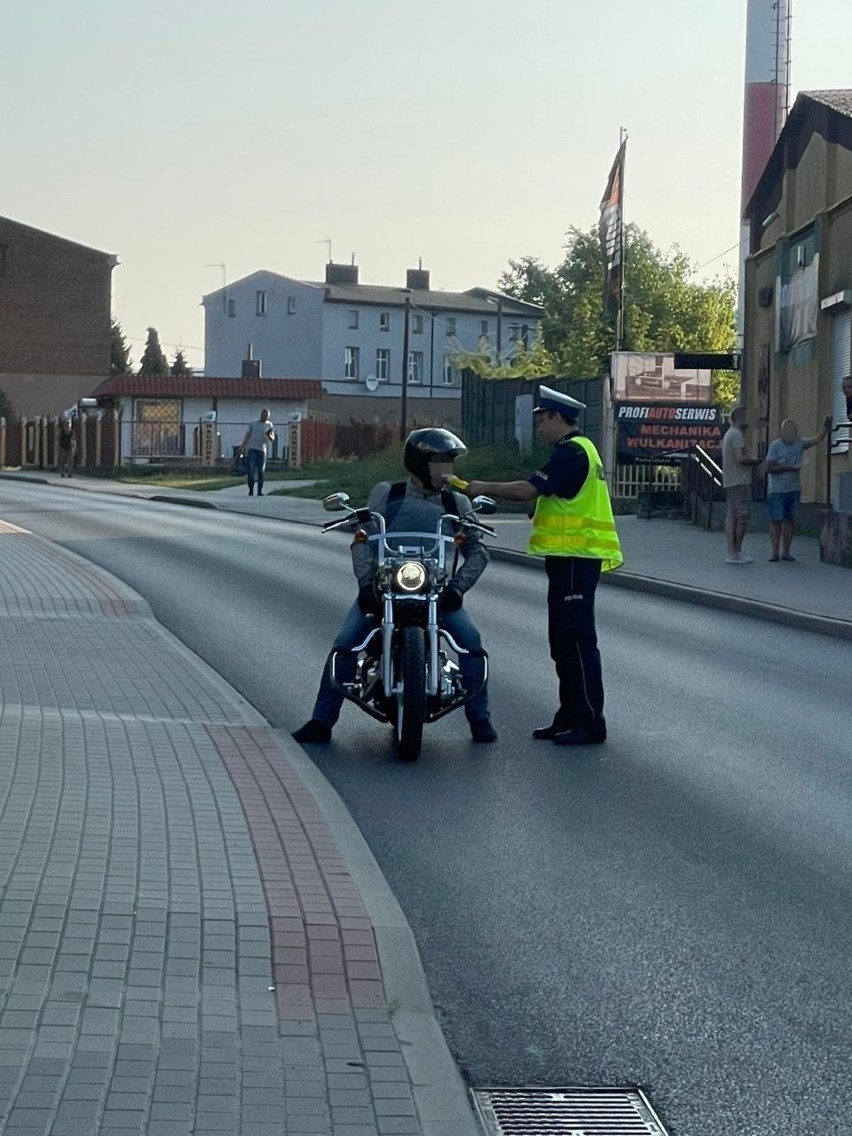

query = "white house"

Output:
[[91, 374, 322, 462], [202, 263, 545, 425]]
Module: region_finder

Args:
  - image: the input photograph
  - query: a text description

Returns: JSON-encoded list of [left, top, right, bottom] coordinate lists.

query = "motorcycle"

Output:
[[321, 491, 496, 762]]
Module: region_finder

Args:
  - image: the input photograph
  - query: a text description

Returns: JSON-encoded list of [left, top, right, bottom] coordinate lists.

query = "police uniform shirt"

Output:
[[528, 436, 589, 501]]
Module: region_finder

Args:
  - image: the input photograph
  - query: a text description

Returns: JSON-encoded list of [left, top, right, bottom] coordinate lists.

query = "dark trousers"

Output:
[[545, 556, 605, 736], [246, 449, 266, 492], [312, 601, 489, 728]]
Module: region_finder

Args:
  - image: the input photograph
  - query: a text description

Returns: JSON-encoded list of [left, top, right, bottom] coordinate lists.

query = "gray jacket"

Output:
[[351, 479, 489, 593]]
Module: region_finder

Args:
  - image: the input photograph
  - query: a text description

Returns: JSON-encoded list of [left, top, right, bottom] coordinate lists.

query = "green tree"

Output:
[[501, 224, 738, 405], [170, 349, 192, 377], [110, 318, 132, 375], [452, 327, 557, 379], [138, 327, 170, 376]]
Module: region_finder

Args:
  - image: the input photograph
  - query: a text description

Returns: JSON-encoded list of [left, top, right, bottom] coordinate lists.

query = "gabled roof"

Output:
[[0, 215, 117, 263], [319, 282, 543, 316], [745, 89, 852, 224], [202, 269, 543, 317], [92, 375, 323, 400]]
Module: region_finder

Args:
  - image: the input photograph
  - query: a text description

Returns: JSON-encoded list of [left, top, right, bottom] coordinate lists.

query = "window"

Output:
[[376, 348, 390, 382], [256, 290, 267, 316], [480, 320, 489, 336], [345, 346, 360, 380], [132, 399, 182, 458], [227, 299, 236, 317], [412, 313, 423, 334], [446, 317, 456, 336], [508, 323, 520, 341], [442, 355, 458, 386], [349, 310, 359, 329], [0, 244, 7, 277], [287, 296, 296, 314], [379, 311, 390, 331], [408, 351, 423, 385]]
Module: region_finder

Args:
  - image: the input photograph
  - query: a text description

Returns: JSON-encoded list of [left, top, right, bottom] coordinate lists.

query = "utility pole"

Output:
[[496, 297, 503, 362], [400, 296, 411, 441]]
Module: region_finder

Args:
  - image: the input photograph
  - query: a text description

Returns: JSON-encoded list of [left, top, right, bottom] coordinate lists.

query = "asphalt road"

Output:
[[3, 481, 851, 1136]]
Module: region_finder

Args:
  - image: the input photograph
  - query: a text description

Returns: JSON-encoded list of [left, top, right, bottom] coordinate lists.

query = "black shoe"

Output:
[[248, 488, 254, 496], [292, 719, 332, 744], [257, 490, 264, 496], [532, 721, 572, 741], [552, 727, 606, 747], [470, 718, 498, 743]]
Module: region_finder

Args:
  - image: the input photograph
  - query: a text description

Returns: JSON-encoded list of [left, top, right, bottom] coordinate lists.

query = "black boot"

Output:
[[292, 719, 332, 744]]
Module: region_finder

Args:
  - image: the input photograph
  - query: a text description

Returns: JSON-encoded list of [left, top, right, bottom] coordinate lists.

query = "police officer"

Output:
[[462, 386, 622, 746], [293, 428, 498, 745]]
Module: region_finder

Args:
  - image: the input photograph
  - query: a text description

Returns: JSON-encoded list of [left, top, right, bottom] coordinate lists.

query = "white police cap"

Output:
[[532, 385, 586, 418]]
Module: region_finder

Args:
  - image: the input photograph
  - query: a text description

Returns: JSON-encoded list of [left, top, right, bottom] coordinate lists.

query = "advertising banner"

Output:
[[615, 403, 723, 463], [611, 352, 712, 404]]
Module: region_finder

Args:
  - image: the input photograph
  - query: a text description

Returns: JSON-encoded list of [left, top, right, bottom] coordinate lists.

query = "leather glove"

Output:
[[439, 584, 464, 613], [357, 584, 381, 617]]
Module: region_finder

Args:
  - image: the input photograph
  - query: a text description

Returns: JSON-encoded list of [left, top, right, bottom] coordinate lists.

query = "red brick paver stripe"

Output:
[[207, 725, 387, 1020]]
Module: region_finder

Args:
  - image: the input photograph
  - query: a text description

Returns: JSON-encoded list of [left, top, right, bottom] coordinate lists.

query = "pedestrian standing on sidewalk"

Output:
[[721, 406, 761, 565], [765, 416, 831, 561], [458, 386, 622, 747], [57, 417, 76, 478], [241, 409, 276, 496]]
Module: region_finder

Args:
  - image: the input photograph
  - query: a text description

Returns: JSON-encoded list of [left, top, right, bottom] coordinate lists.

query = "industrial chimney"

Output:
[[738, 0, 791, 332]]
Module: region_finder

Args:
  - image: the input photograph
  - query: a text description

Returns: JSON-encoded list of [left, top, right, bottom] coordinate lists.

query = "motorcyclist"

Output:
[[292, 428, 498, 745]]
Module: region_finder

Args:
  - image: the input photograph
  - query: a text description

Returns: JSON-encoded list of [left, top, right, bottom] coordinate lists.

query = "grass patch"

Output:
[[115, 468, 303, 491]]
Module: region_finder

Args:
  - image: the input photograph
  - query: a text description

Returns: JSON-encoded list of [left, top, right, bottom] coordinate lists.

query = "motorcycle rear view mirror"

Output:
[[471, 495, 496, 515], [323, 492, 351, 513]]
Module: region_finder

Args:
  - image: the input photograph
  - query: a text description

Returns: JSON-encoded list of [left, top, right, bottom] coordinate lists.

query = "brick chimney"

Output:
[[406, 266, 430, 290], [325, 261, 359, 285]]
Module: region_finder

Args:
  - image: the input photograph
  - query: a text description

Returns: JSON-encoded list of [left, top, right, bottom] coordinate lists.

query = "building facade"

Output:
[[743, 90, 852, 532], [91, 374, 321, 463], [202, 263, 544, 425], [0, 216, 116, 416]]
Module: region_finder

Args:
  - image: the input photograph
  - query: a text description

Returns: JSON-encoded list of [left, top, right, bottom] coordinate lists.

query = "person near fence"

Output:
[[458, 385, 622, 748], [57, 417, 76, 478], [765, 416, 831, 562], [721, 406, 762, 565], [241, 409, 276, 496]]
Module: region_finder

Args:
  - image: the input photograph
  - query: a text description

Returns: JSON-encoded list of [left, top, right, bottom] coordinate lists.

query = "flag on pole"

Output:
[[599, 140, 626, 321]]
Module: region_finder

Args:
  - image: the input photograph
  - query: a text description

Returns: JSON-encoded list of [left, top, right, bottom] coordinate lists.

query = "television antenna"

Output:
[[315, 238, 332, 263]]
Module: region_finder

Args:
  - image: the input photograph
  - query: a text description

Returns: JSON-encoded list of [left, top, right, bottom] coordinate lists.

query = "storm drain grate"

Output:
[[471, 1087, 671, 1136]]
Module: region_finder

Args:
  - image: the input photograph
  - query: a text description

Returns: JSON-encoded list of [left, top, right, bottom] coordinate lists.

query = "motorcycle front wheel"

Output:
[[394, 625, 426, 763]]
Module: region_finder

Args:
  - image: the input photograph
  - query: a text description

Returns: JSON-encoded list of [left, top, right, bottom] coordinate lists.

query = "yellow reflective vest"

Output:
[[528, 435, 623, 571]]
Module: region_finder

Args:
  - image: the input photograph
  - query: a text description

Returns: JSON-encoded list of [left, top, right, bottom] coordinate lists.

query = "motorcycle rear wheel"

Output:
[[394, 626, 426, 763]]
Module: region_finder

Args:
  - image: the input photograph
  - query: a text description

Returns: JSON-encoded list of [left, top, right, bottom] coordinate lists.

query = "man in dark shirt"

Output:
[[461, 386, 622, 746]]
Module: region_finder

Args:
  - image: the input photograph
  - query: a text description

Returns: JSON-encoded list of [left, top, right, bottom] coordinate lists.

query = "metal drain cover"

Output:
[[472, 1087, 671, 1136]]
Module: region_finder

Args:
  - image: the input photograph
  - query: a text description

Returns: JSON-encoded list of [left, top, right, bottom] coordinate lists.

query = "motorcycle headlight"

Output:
[[393, 561, 428, 594]]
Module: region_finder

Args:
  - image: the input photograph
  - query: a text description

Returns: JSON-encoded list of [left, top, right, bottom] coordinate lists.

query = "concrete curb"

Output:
[[272, 727, 482, 1136], [489, 547, 852, 642]]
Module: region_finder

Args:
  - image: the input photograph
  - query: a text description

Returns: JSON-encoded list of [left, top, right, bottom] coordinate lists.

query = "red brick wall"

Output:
[[0, 219, 114, 375]]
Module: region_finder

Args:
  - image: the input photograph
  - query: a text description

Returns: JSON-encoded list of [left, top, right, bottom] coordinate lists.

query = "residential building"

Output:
[[202, 263, 544, 425], [742, 89, 852, 535], [0, 216, 116, 416], [91, 374, 321, 463]]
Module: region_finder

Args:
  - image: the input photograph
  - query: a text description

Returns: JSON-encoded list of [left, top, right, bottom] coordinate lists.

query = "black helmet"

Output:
[[404, 428, 468, 486]]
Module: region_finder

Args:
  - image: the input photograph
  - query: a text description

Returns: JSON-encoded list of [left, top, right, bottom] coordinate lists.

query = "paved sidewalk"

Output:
[[0, 517, 477, 1136]]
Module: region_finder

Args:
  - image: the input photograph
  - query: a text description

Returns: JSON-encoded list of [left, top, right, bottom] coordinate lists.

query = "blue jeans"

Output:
[[312, 600, 489, 727], [246, 449, 266, 492]]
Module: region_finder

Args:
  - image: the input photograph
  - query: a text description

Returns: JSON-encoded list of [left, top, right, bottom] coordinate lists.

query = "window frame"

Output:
[[256, 290, 268, 316], [375, 348, 390, 382], [287, 296, 296, 315], [412, 313, 424, 334], [445, 317, 457, 336], [227, 298, 236, 318], [379, 311, 391, 332], [408, 350, 424, 385], [348, 310, 360, 329], [344, 346, 360, 380]]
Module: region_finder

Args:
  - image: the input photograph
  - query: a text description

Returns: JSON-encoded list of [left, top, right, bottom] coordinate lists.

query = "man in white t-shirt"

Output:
[[241, 409, 276, 496], [721, 406, 761, 564]]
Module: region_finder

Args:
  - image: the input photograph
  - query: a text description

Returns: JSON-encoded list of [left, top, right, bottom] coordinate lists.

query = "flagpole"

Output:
[[616, 127, 628, 352]]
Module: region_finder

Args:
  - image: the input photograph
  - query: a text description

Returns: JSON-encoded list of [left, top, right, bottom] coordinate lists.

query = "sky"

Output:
[[3, 0, 850, 372]]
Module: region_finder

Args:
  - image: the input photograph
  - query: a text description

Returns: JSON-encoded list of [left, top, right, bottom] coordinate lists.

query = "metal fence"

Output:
[[612, 463, 682, 499], [461, 372, 603, 453]]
